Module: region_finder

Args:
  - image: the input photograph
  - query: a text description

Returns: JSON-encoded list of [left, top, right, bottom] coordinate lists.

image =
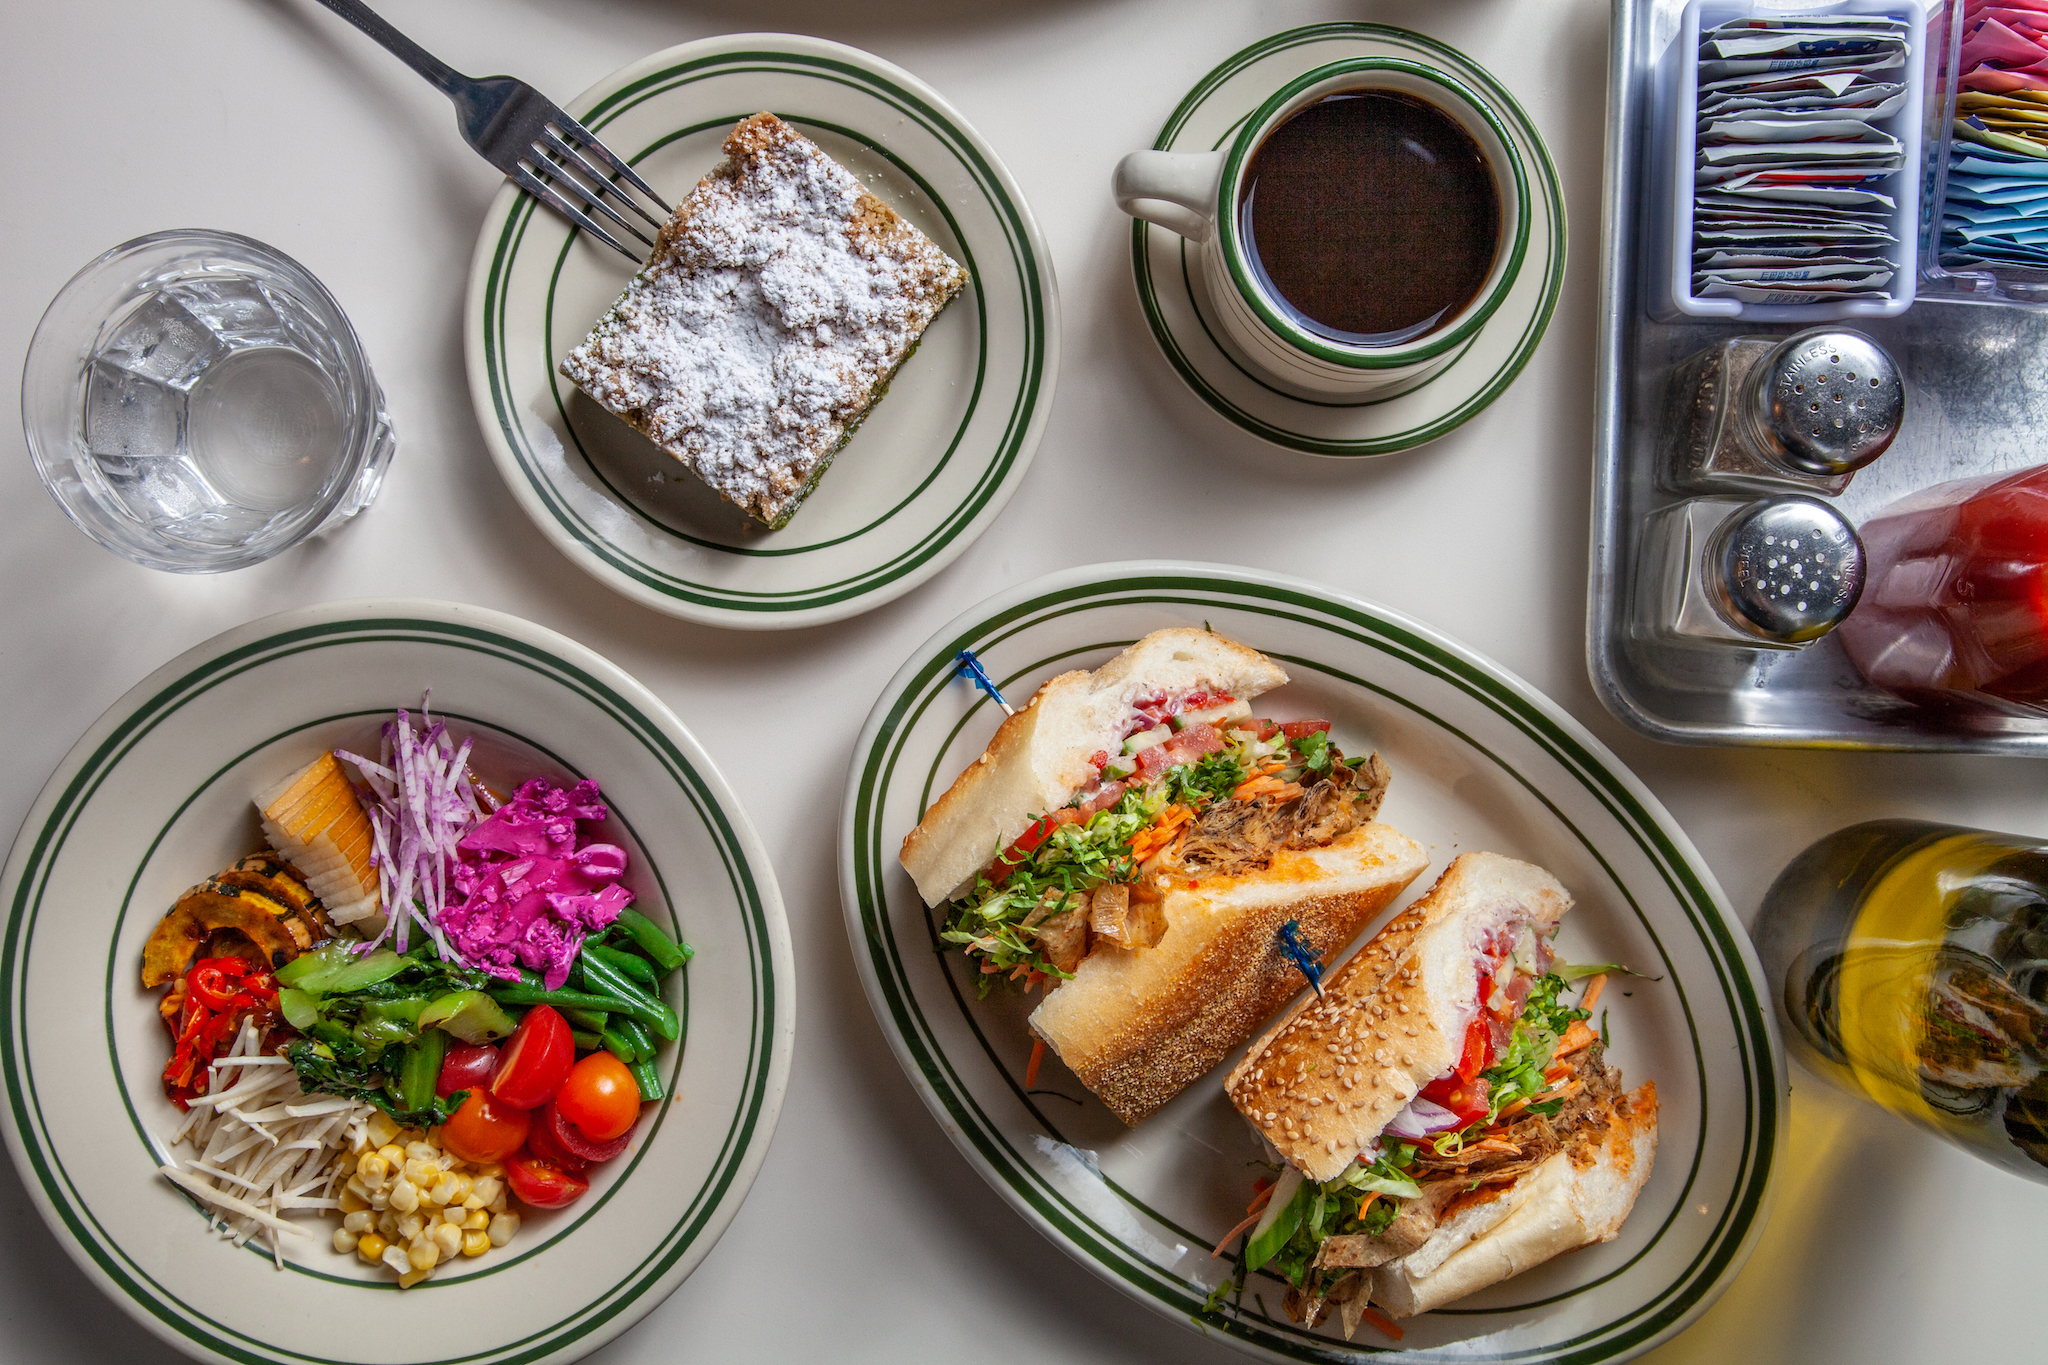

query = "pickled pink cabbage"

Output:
[[439, 777, 634, 988]]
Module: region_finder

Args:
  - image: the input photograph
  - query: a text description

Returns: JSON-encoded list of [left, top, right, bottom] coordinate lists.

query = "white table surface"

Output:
[[4, 1, 2045, 1362]]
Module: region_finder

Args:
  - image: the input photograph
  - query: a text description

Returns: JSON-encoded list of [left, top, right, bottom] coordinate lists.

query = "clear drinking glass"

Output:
[[21, 229, 395, 572]]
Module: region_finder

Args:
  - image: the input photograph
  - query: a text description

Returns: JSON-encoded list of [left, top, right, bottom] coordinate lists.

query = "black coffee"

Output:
[[1241, 90, 1501, 346]]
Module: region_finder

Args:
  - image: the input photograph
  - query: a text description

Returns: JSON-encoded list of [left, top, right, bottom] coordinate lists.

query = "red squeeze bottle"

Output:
[[1838, 465, 2048, 707]]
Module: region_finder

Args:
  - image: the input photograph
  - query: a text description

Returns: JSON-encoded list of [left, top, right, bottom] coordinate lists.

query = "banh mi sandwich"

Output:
[[901, 628, 1429, 1125], [1221, 852, 1657, 1336]]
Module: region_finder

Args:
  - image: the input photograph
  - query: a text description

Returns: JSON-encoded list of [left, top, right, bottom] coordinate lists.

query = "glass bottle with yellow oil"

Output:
[[1756, 819, 2048, 1183]]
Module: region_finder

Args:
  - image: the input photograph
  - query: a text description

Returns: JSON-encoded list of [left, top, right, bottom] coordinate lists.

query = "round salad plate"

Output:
[[465, 33, 1059, 630], [0, 600, 793, 1365], [839, 563, 1783, 1364], [1131, 25, 1565, 456]]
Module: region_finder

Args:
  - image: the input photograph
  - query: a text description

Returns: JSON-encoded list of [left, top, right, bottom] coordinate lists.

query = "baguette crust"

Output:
[[899, 629, 1288, 904], [1225, 853, 1573, 1183], [1029, 823, 1429, 1125], [1369, 1081, 1659, 1317]]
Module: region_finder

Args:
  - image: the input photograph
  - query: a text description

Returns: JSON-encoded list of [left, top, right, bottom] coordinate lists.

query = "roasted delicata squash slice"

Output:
[[141, 882, 308, 987], [255, 751, 380, 926], [217, 860, 332, 939]]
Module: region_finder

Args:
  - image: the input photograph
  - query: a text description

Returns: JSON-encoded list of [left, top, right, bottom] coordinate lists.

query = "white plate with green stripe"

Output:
[[1132, 25, 1564, 456], [465, 34, 1058, 629], [840, 563, 1782, 1363], [0, 600, 792, 1365]]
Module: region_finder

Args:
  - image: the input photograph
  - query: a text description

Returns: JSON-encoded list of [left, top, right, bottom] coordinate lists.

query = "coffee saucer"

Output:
[[1130, 24, 1565, 456]]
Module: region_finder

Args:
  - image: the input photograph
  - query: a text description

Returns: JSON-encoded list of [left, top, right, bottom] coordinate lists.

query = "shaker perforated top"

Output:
[[1744, 329, 1904, 478], [1709, 497, 1866, 644]]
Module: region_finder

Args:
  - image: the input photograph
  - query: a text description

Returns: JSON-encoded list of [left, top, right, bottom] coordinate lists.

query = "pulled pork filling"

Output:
[[940, 698, 1392, 993]]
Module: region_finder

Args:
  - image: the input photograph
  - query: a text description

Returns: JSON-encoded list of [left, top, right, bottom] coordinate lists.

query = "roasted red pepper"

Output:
[[162, 956, 281, 1108]]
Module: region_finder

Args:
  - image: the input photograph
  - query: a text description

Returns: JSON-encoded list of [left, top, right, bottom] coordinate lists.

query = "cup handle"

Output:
[[1112, 150, 1225, 243]]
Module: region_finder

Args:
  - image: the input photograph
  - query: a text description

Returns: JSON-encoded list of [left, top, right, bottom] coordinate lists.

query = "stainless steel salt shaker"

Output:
[[1664, 328, 1903, 497], [1636, 496, 1866, 649]]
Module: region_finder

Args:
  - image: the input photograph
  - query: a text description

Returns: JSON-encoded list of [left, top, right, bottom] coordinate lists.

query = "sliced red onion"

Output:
[[336, 705, 479, 959], [1382, 1097, 1463, 1139]]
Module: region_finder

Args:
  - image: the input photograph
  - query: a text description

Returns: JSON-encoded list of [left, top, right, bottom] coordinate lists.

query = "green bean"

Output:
[[601, 1026, 638, 1064], [612, 1016, 656, 1064], [394, 1029, 446, 1116], [570, 1028, 604, 1053], [586, 942, 657, 985], [561, 1006, 610, 1034], [576, 945, 659, 1008], [614, 909, 689, 972], [628, 1059, 665, 1103], [487, 974, 678, 1040]]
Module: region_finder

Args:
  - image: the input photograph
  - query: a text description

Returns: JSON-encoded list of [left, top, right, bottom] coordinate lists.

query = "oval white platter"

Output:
[[840, 562, 1783, 1364], [466, 33, 1059, 629], [0, 600, 793, 1365]]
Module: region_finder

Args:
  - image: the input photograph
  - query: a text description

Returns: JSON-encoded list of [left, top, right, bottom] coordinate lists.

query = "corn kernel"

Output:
[[488, 1211, 520, 1247], [397, 1266, 433, 1289], [440, 1174, 471, 1204], [405, 1141, 437, 1162], [487, 1189, 508, 1215], [431, 1222, 463, 1258], [337, 1187, 369, 1214], [356, 1152, 389, 1184], [471, 1176, 503, 1207], [396, 1212, 425, 1242], [341, 1211, 374, 1235], [376, 1142, 405, 1167], [368, 1187, 390, 1212], [462, 1193, 485, 1212], [461, 1229, 491, 1257], [381, 1243, 412, 1276], [403, 1157, 437, 1187], [407, 1237, 439, 1271], [332, 1228, 358, 1255], [356, 1232, 388, 1264], [366, 1112, 400, 1148], [462, 1208, 490, 1231], [388, 1179, 419, 1214], [343, 1175, 370, 1204], [376, 1210, 399, 1236], [474, 1162, 505, 1179]]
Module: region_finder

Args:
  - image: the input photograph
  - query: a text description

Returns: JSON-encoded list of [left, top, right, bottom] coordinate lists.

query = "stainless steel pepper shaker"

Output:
[[1663, 327, 1904, 497], [1636, 496, 1866, 649]]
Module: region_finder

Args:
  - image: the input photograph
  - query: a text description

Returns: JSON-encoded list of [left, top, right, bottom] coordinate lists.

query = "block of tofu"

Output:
[[559, 111, 970, 529]]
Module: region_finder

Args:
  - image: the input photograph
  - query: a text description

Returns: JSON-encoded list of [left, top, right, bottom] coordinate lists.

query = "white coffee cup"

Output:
[[1113, 57, 1530, 401]]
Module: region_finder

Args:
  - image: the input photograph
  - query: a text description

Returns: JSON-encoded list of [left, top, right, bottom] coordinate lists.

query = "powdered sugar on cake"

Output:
[[560, 113, 969, 528]]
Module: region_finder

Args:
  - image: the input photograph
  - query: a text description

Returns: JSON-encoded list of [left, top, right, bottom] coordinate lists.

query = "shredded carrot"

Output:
[[1129, 804, 1194, 860], [1580, 973, 1609, 1013], [1555, 1019, 1598, 1057], [1499, 1077, 1587, 1122], [1212, 1206, 1267, 1258], [1008, 964, 1029, 981], [1026, 1037, 1046, 1089], [979, 959, 1002, 973], [1361, 1306, 1404, 1340], [1246, 1184, 1275, 1216], [1232, 774, 1285, 800], [1023, 970, 1048, 992], [1352, 1192, 1379, 1226]]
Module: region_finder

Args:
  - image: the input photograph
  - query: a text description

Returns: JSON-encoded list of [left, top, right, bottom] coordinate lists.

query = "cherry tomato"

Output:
[[439, 1089, 531, 1164], [437, 1042, 501, 1097], [1280, 719, 1332, 738], [490, 1005, 574, 1110], [540, 1098, 634, 1163], [524, 1109, 590, 1172], [554, 1052, 641, 1142], [505, 1152, 589, 1209]]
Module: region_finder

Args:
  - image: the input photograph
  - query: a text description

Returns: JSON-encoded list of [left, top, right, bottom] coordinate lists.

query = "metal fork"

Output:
[[310, 0, 669, 263]]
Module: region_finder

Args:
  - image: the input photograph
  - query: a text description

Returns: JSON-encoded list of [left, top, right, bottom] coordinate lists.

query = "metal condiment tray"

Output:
[[1592, 0, 2048, 753]]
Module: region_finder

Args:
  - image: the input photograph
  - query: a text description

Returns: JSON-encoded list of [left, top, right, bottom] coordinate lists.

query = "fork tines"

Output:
[[515, 113, 672, 265]]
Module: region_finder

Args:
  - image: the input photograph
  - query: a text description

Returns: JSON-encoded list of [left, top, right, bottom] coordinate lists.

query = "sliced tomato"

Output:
[[1417, 1073, 1491, 1127], [1135, 723, 1227, 779], [1452, 1009, 1493, 1082], [984, 808, 1082, 884], [437, 1041, 501, 1097], [1081, 781, 1127, 816], [540, 1096, 634, 1161], [439, 1089, 531, 1164], [490, 1005, 575, 1110], [506, 1152, 589, 1209], [1280, 719, 1332, 739], [1088, 749, 1110, 769], [554, 1052, 641, 1142]]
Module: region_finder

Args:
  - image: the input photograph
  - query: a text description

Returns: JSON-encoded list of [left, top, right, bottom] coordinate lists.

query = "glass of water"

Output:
[[21, 229, 395, 572]]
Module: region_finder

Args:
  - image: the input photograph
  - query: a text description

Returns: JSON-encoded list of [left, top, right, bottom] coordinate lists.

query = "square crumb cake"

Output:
[[559, 112, 971, 529]]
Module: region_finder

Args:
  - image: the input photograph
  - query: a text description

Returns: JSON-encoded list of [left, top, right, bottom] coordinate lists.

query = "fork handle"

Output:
[[310, 0, 466, 97]]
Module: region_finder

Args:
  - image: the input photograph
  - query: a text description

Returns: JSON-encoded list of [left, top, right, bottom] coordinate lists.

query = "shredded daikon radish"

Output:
[[159, 1019, 375, 1268]]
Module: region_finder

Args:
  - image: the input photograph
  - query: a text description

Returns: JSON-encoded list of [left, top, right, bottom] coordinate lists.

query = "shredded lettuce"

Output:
[[1244, 1146, 1420, 1287]]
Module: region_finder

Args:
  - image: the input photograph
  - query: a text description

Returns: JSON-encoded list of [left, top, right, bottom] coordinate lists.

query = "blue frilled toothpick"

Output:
[[956, 649, 1015, 716], [1277, 920, 1323, 998]]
